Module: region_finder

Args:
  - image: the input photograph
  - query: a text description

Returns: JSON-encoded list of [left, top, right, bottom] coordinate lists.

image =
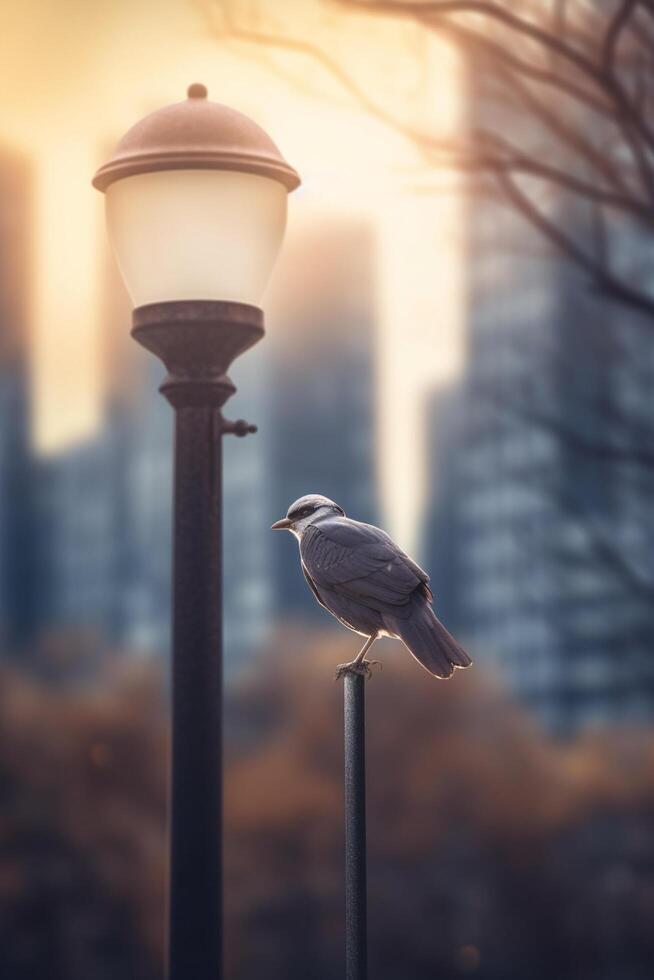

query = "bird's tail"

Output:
[[387, 601, 472, 679]]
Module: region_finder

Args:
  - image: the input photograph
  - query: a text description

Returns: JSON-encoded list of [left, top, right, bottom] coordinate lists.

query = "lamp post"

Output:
[[93, 83, 300, 980]]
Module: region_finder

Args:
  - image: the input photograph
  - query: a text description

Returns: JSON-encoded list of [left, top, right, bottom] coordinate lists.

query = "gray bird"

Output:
[[272, 493, 472, 679]]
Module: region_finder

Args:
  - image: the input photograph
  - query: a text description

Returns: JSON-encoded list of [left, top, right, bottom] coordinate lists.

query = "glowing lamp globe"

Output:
[[93, 83, 300, 307]]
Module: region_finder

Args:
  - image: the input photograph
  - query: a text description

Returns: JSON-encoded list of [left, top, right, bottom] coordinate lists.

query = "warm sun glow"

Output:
[[33, 144, 103, 449], [0, 0, 464, 543]]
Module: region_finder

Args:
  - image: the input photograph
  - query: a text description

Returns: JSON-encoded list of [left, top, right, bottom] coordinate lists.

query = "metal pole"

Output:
[[131, 300, 265, 980], [344, 671, 368, 980], [168, 404, 224, 980]]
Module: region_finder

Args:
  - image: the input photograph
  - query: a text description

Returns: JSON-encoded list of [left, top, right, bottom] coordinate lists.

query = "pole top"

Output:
[[187, 82, 208, 99]]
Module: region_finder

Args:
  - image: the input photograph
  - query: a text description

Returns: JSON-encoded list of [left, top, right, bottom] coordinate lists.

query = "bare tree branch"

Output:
[[401, 2, 654, 201], [330, 0, 654, 151], [489, 57, 653, 203], [550, 478, 654, 603], [205, 0, 654, 321], [481, 382, 654, 471], [602, 0, 638, 74], [494, 168, 654, 318], [202, 2, 447, 154], [479, 385, 654, 602], [202, 0, 654, 606], [466, 144, 651, 222], [405, 5, 615, 115], [330, 1, 609, 77]]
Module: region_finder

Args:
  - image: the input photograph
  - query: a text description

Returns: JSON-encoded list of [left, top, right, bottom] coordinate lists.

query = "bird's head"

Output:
[[271, 494, 344, 539]]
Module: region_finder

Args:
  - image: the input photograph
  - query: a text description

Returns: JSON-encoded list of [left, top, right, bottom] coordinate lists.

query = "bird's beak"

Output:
[[271, 517, 293, 531]]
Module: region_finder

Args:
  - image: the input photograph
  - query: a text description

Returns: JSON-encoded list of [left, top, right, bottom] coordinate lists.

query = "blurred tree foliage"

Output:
[[2, 628, 654, 979]]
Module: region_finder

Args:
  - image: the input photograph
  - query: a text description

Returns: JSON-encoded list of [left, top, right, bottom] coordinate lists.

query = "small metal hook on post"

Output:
[[222, 418, 258, 437]]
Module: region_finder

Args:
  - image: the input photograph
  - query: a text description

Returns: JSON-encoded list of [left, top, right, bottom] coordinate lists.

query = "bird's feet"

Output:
[[334, 659, 382, 681]]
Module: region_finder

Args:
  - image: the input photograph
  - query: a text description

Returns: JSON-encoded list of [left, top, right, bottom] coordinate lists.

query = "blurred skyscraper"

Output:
[[426, 172, 654, 733], [223, 346, 273, 666], [265, 213, 379, 619], [107, 368, 172, 655], [38, 423, 123, 647], [33, 242, 173, 659], [0, 147, 42, 654]]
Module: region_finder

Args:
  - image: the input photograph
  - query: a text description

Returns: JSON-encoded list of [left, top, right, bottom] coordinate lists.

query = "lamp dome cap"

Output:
[[93, 84, 300, 193]]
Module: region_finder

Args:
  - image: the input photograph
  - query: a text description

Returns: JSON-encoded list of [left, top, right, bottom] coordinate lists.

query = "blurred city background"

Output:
[[2, 1, 654, 978]]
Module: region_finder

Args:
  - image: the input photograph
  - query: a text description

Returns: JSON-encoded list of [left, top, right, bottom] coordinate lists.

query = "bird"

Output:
[[272, 493, 472, 680]]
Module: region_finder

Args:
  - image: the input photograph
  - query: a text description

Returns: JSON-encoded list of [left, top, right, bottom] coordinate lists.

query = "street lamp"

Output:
[[94, 83, 300, 980]]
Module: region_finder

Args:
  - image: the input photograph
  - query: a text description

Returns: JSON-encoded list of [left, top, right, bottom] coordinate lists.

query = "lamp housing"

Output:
[[93, 84, 300, 307]]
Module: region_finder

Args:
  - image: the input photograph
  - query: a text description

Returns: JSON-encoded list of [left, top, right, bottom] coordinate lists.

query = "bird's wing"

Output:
[[301, 561, 333, 614], [300, 518, 432, 616]]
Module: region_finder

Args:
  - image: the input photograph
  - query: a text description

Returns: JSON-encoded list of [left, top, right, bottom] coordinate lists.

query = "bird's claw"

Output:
[[334, 659, 382, 681]]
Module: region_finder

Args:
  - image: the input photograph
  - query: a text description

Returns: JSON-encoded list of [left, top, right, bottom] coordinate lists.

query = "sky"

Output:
[[0, 0, 465, 549]]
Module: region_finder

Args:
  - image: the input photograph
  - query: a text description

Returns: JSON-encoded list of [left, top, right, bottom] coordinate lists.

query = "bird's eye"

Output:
[[289, 505, 314, 521]]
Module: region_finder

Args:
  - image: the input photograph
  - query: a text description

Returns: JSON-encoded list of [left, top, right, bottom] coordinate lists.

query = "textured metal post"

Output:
[[344, 672, 368, 980], [131, 300, 264, 980], [168, 404, 224, 980]]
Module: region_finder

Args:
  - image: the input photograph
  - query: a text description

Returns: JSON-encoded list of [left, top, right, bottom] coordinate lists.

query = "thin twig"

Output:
[[495, 168, 654, 319], [602, 0, 638, 73]]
